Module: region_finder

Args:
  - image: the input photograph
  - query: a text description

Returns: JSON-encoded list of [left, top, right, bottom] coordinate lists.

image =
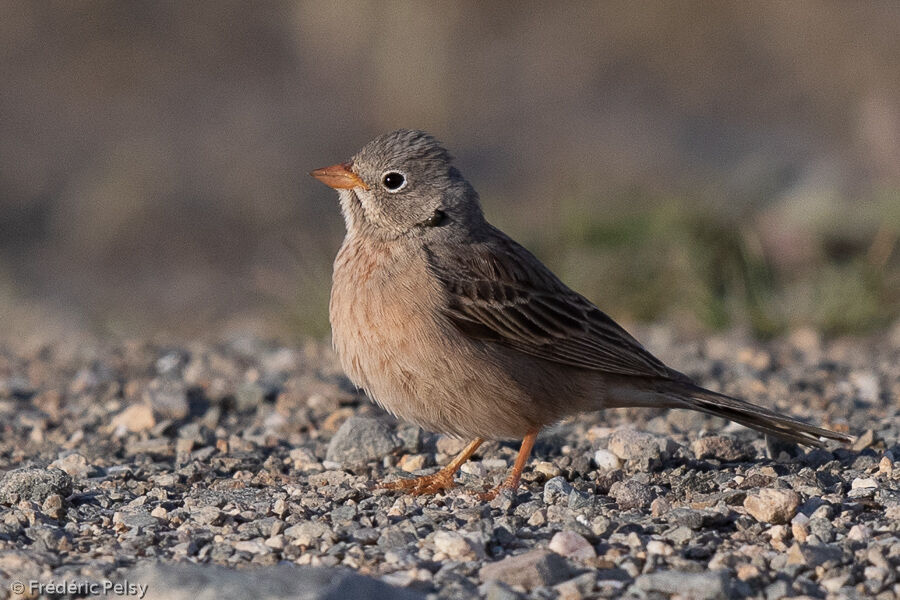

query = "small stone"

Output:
[[41, 494, 65, 519], [851, 477, 878, 490], [479, 549, 571, 590], [272, 498, 288, 517], [736, 564, 759, 581], [743, 488, 800, 524], [433, 531, 475, 560], [567, 489, 593, 511], [554, 573, 596, 600], [284, 520, 335, 546], [146, 379, 189, 419], [175, 438, 195, 455], [791, 515, 809, 543], [233, 540, 270, 554], [850, 371, 880, 403], [527, 509, 546, 526], [821, 575, 849, 593], [116, 511, 159, 531], [590, 516, 612, 536], [482, 458, 508, 470], [481, 580, 520, 600], [548, 530, 596, 561], [650, 497, 671, 517], [325, 417, 401, 467], [767, 525, 789, 551], [864, 566, 887, 585], [664, 526, 694, 545], [151, 506, 168, 519], [634, 570, 730, 600], [851, 429, 875, 451], [607, 428, 662, 462], [398, 454, 427, 473], [543, 476, 573, 504], [49, 453, 92, 479], [129, 562, 424, 600], [461, 461, 487, 477], [235, 382, 265, 412], [785, 543, 843, 567], [691, 435, 753, 461], [289, 447, 323, 471], [609, 480, 655, 510], [194, 506, 223, 526], [435, 436, 468, 456], [0, 468, 73, 505], [646, 540, 673, 556], [111, 403, 156, 433], [847, 524, 871, 542], [264, 535, 284, 550], [592, 449, 621, 471], [534, 461, 561, 478]]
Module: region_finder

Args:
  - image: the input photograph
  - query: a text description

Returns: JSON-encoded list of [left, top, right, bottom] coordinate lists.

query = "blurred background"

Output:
[[1, 1, 898, 342]]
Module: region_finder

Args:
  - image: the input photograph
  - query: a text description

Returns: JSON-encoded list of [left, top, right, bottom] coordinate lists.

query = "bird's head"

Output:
[[311, 129, 483, 240]]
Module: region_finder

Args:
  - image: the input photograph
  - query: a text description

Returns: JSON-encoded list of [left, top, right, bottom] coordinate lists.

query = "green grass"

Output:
[[511, 192, 899, 338]]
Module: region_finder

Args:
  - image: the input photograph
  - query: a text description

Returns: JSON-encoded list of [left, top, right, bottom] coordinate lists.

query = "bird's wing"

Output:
[[424, 227, 684, 380]]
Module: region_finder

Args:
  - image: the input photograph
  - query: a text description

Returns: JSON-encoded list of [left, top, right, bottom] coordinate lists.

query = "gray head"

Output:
[[311, 129, 483, 240]]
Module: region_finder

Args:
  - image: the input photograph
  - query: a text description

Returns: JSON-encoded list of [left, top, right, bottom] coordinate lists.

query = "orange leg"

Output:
[[379, 438, 484, 495], [478, 430, 538, 500]]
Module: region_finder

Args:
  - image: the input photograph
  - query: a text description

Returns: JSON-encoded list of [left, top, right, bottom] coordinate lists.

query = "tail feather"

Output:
[[665, 382, 852, 447]]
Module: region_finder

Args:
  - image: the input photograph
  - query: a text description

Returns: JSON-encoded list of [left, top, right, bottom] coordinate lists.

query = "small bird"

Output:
[[311, 129, 851, 500]]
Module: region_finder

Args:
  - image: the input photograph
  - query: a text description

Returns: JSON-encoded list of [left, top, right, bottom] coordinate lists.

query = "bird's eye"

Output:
[[381, 171, 406, 192], [422, 209, 446, 227]]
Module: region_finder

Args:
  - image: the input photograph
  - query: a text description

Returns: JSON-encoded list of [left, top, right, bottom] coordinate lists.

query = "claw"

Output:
[[378, 472, 456, 495]]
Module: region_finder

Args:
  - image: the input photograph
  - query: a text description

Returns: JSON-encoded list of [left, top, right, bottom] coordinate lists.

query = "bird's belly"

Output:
[[331, 277, 449, 427], [328, 239, 579, 439], [330, 271, 536, 438]]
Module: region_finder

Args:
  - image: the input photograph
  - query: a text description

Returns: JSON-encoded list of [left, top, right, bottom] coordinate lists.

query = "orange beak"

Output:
[[309, 162, 368, 190]]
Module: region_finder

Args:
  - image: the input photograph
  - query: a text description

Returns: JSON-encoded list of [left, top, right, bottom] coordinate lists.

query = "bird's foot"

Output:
[[472, 481, 519, 502], [378, 471, 456, 495]]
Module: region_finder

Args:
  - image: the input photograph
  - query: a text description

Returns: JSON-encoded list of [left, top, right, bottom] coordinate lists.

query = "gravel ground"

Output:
[[0, 325, 898, 599]]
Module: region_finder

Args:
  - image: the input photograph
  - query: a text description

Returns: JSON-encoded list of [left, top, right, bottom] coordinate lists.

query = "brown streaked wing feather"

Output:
[[426, 227, 683, 380]]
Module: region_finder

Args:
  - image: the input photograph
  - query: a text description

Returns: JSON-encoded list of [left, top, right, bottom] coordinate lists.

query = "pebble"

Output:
[[0, 468, 72, 505], [609, 479, 655, 510], [851, 477, 878, 490], [533, 461, 561, 478], [479, 549, 571, 590], [847, 524, 871, 542], [743, 488, 800, 524], [543, 476, 573, 504], [284, 521, 334, 546], [324, 417, 401, 466], [460, 461, 487, 477], [691, 435, 753, 461], [548, 530, 596, 561], [645, 540, 673, 556], [592, 449, 621, 471], [433, 531, 476, 560], [607, 428, 662, 462], [785, 543, 843, 567], [398, 454, 428, 472], [131, 562, 425, 600], [633, 570, 730, 599], [49, 453, 92, 479], [111, 403, 156, 433], [0, 331, 896, 598], [41, 494, 65, 519]]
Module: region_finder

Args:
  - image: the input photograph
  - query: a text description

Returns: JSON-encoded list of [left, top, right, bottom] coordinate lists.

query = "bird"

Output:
[[311, 129, 852, 500]]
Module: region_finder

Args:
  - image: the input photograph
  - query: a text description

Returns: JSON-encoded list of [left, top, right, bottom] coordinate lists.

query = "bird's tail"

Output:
[[608, 379, 853, 447]]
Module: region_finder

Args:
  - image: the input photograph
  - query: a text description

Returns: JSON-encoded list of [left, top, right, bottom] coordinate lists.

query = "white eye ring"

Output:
[[381, 170, 408, 193]]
